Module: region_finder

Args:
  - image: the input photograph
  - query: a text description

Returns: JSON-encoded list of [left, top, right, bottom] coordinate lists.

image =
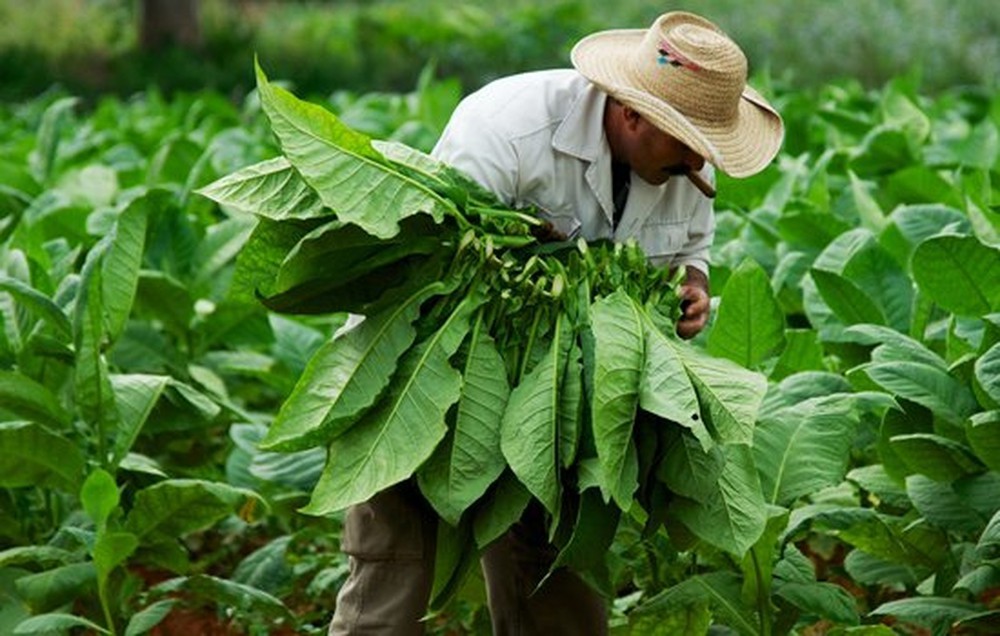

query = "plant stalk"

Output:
[[751, 550, 772, 636]]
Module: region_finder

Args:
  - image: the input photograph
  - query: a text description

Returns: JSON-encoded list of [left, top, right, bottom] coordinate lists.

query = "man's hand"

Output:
[[676, 268, 710, 339]]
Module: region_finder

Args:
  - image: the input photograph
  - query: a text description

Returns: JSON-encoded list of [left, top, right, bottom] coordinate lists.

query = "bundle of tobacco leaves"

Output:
[[199, 63, 768, 605]]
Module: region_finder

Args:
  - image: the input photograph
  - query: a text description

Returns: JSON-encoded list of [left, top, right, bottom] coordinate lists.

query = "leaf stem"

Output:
[[517, 307, 544, 385], [752, 549, 772, 636], [467, 206, 545, 227]]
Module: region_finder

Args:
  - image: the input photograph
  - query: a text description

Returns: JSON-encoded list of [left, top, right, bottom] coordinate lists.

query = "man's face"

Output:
[[624, 113, 706, 186]]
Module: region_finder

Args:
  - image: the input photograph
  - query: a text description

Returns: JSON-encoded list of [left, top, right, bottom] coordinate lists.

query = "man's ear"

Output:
[[621, 105, 643, 132]]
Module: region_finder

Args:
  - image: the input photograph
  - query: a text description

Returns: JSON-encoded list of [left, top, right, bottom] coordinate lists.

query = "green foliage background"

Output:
[[1, 1, 1000, 635], [0, 0, 999, 101]]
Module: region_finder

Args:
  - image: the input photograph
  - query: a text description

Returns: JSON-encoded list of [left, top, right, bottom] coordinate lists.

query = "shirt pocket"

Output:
[[639, 218, 689, 261]]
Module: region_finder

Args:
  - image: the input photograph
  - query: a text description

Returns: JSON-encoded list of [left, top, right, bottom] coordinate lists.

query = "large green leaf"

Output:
[[231, 536, 292, 594], [548, 487, 620, 598], [849, 125, 915, 176], [81, 469, 119, 529], [627, 604, 711, 636], [708, 258, 786, 368], [871, 597, 983, 636], [261, 281, 448, 451], [878, 404, 932, 481], [124, 600, 176, 636], [304, 293, 479, 515], [755, 394, 860, 506], [658, 428, 725, 504], [671, 443, 767, 556], [500, 313, 570, 515], [954, 566, 1000, 600], [103, 191, 157, 343], [967, 411, 1000, 472], [979, 510, 1000, 557], [952, 471, 1000, 521], [75, 237, 119, 432], [109, 374, 169, 467], [844, 549, 924, 588], [0, 546, 76, 569], [810, 228, 912, 327], [881, 88, 931, 146], [847, 464, 910, 509], [0, 370, 71, 428], [228, 216, 321, 303], [841, 237, 913, 332], [775, 581, 859, 626], [590, 290, 643, 508], [14, 562, 95, 614], [190, 215, 257, 292], [196, 156, 325, 219], [255, 63, 454, 239], [810, 269, 886, 326], [848, 171, 887, 233], [776, 206, 852, 251], [906, 474, 986, 533], [124, 479, 262, 540], [93, 531, 138, 593], [878, 204, 969, 269], [843, 324, 947, 370], [151, 574, 291, 621], [428, 515, 476, 613], [473, 472, 532, 549], [558, 338, 583, 469], [789, 507, 946, 569], [911, 234, 1000, 316], [860, 361, 978, 426], [883, 165, 965, 208], [676, 341, 767, 446], [975, 343, 1000, 406], [29, 96, 77, 184], [0, 421, 84, 492], [739, 506, 791, 615], [800, 274, 850, 342], [761, 371, 852, 415], [889, 433, 984, 482], [419, 318, 510, 525], [634, 572, 757, 636], [638, 309, 707, 448], [0, 275, 71, 340], [770, 328, 826, 380], [276, 215, 436, 290], [13, 613, 109, 635]]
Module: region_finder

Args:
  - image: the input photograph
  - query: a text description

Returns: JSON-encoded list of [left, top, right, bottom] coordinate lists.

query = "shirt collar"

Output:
[[552, 80, 608, 162]]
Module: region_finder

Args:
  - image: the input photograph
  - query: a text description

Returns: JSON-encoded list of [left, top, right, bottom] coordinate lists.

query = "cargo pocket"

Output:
[[340, 482, 432, 561]]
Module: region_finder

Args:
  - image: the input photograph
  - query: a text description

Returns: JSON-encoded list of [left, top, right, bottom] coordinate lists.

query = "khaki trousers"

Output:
[[329, 482, 608, 635]]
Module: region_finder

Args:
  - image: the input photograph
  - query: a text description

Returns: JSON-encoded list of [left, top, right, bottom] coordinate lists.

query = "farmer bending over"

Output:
[[329, 11, 783, 636]]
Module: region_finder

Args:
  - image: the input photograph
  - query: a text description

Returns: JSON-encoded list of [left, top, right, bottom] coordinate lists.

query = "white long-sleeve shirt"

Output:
[[431, 69, 715, 274]]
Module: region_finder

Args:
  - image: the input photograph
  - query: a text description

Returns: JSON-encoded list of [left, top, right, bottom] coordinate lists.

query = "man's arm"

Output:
[[676, 266, 710, 340]]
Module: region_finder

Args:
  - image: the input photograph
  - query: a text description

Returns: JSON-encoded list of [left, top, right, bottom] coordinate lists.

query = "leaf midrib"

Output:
[[264, 82, 454, 218]]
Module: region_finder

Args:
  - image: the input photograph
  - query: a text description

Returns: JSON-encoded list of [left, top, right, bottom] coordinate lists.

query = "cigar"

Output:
[[685, 170, 716, 199]]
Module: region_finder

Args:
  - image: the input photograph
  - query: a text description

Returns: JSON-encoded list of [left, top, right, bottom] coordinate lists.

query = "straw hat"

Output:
[[571, 11, 783, 178]]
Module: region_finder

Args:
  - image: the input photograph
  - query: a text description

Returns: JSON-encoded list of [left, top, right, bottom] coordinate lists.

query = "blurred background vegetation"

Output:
[[1, 0, 998, 104]]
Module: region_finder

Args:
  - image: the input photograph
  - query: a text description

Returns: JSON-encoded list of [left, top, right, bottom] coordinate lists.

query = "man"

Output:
[[330, 11, 783, 635]]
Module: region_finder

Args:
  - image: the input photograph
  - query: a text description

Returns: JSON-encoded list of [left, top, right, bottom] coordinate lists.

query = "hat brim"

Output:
[[571, 29, 784, 178]]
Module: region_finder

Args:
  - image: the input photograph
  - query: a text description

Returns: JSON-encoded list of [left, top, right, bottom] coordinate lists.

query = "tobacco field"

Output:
[[0, 60, 999, 636]]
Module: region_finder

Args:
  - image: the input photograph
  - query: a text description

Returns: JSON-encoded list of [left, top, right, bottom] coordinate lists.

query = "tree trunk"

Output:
[[139, 0, 201, 51]]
